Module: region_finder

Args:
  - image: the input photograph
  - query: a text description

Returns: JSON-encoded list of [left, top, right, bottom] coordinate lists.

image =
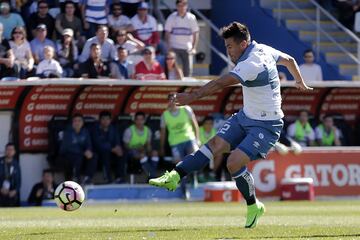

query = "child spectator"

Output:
[[56, 28, 78, 77], [110, 47, 134, 79], [164, 51, 183, 80], [36, 45, 63, 78], [134, 46, 165, 80]]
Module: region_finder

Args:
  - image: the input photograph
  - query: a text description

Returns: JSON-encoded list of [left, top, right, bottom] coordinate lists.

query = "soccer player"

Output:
[[149, 22, 312, 228]]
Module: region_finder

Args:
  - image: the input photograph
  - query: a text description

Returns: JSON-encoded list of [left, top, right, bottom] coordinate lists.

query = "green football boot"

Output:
[[245, 201, 265, 228], [149, 170, 180, 191]]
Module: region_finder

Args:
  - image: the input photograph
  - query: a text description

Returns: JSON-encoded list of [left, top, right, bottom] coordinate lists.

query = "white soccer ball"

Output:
[[54, 181, 85, 211]]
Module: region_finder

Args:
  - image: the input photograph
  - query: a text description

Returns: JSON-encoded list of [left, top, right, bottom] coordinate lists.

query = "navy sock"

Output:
[[232, 167, 256, 205], [174, 144, 213, 179]]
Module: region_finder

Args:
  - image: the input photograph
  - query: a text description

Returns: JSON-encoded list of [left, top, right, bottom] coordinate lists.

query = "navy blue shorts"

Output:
[[217, 110, 283, 161]]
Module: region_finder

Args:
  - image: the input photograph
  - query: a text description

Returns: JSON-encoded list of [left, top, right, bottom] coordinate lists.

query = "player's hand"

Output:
[[295, 81, 313, 91], [175, 92, 197, 106]]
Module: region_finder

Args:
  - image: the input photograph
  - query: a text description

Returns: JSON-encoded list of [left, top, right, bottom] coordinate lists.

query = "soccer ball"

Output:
[[54, 181, 85, 211]]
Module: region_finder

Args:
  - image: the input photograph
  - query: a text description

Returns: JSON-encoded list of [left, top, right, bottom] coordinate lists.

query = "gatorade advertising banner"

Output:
[[124, 86, 182, 115], [72, 86, 130, 119], [0, 86, 24, 109], [19, 86, 80, 151], [319, 88, 360, 125], [248, 150, 360, 197]]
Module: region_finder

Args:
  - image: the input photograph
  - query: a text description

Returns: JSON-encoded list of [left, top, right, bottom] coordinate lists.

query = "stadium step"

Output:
[[325, 52, 358, 64], [286, 20, 339, 31], [298, 31, 353, 42], [313, 42, 358, 53], [339, 64, 359, 76], [273, 8, 322, 20], [260, 0, 313, 9], [193, 63, 210, 76]]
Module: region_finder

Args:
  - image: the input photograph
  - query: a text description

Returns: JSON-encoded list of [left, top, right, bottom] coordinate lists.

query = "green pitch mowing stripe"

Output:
[[1, 201, 360, 239]]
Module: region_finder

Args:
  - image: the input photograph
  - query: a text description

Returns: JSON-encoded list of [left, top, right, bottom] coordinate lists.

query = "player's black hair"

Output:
[[134, 111, 146, 119], [303, 49, 314, 56], [220, 22, 251, 43], [99, 110, 112, 119]]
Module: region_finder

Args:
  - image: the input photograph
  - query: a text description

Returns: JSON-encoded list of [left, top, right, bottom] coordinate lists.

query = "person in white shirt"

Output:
[[36, 45, 63, 78], [108, 3, 133, 36], [299, 49, 323, 82], [164, 0, 199, 77]]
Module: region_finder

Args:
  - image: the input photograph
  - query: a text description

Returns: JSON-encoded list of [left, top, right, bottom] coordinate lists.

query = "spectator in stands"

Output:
[[114, 30, 145, 55], [131, 2, 159, 48], [27, 169, 56, 206], [59, 114, 97, 184], [165, 0, 199, 77], [315, 115, 342, 146], [123, 111, 159, 179], [110, 46, 134, 79], [119, 0, 142, 18], [334, 0, 360, 30], [9, 26, 34, 79], [134, 46, 165, 80], [164, 50, 183, 80], [108, 2, 133, 37], [30, 24, 56, 64], [80, 0, 110, 38], [80, 43, 110, 78], [0, 2, 25, 40], [55, 1, 83, 41], [27, 1, 55, 39], [0, 22, 17, 80], [287, 110, 315, 147], [36, 45, 63, 78], [0, 143, 21, 207], [79, 25, 116, 63], [299, 49, 323, 82], [92, 111, 125, 183], [56, 28, 78, 77], [160, 93, 199, 197]]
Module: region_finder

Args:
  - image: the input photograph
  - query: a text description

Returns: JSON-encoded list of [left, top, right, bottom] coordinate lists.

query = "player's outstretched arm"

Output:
[[175, 74, 239, 106], [277, 53, 313, 91]]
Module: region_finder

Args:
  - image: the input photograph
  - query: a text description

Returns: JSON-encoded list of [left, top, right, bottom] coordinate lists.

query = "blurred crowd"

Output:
[[0, 0, 199, 80]]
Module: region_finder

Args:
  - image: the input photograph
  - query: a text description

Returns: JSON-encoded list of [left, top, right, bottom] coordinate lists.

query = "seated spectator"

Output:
[[108, 2, 133, 37], [78, 25, 116, 63], [27, 169, 56, 206], [299, 49, 323, 82], [0, 2, 25, 40], [80, 43, 110, 78], [164, 51, 183, 80], [114, 30, 145, 55], [0, 143, 21, 207], [134, 46, 165, 80], [80, 0, 110, 38], [334, 0, 360, 30], [56, 28, 78, 77], [55, 1, 83, 41], [9, 26, 35, 79], [131, 2, 159, 48], [315, 115, 342, 146], [92, 111, 125, 183], [27, 1, 55, 39], [110, 47, 134, 79], [123, 111, 158, 179], [165, 0, 199, 77], [0, 23, 17, 80], [36, 45, 63, 78], [59, 114, 97, 184], [30, 24, 55, 64], [287, 110, 315, 147]]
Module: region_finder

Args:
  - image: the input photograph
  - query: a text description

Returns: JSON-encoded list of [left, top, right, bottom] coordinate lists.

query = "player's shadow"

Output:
[[216, 233, 360, 239]]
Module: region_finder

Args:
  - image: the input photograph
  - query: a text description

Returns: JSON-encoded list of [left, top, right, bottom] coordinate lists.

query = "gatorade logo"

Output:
[[222, 190, 232, 202]]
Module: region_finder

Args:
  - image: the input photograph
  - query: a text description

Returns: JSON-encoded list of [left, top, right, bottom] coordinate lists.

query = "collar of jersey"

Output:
[[236, 40, 256, 63]]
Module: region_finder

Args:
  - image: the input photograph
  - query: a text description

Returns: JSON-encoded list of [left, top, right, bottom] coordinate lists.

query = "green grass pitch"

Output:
[[1, 200, 360, 239]]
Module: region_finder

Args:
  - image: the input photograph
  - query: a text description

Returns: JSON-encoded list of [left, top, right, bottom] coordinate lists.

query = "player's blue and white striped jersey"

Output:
[[229, 41, 284, 121]]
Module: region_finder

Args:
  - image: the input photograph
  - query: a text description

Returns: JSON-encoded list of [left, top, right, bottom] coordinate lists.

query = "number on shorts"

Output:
[[219, 123, 230, 134]]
